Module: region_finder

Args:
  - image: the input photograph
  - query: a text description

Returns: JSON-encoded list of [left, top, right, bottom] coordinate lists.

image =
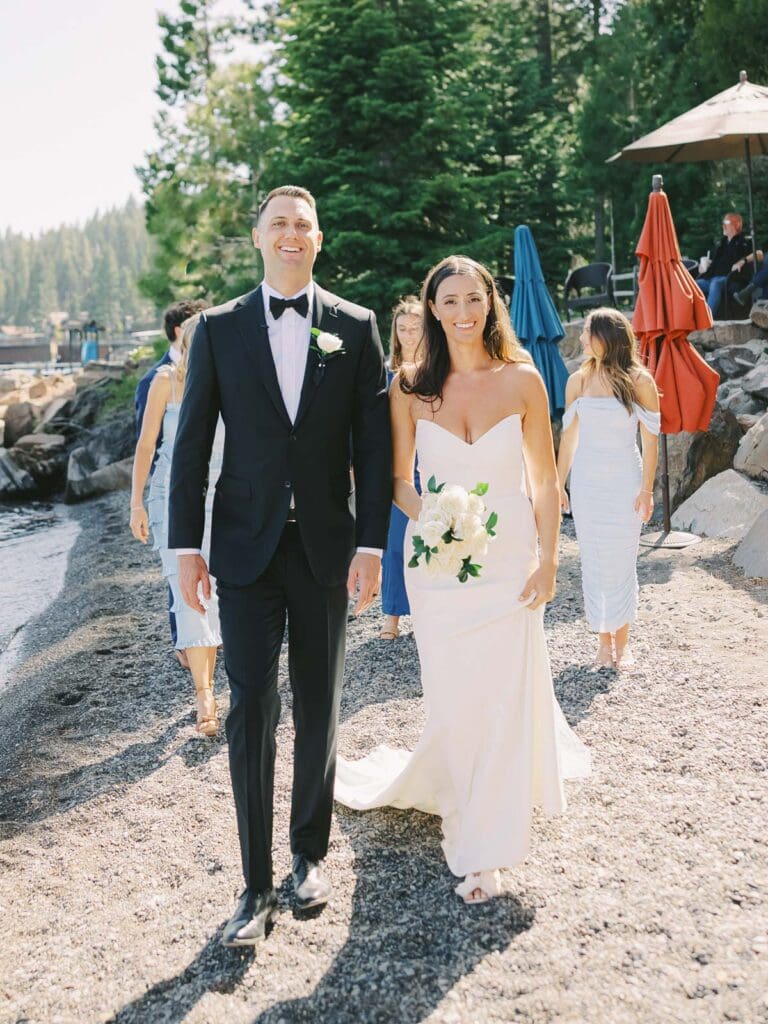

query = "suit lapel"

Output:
[[293, 286, 340, 429], [236, 287, 292, 429]]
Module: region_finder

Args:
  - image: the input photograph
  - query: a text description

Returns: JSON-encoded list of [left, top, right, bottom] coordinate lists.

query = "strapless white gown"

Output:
[[335, 415, 591, 881]]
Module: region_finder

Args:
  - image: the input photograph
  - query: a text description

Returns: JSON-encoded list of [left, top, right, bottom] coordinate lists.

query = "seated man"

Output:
[[734, 247, 767, 306], [697, 212, 751, 315]]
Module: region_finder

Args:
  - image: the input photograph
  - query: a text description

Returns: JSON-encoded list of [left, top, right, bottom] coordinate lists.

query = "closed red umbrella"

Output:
[[632, 177, 719, 545]]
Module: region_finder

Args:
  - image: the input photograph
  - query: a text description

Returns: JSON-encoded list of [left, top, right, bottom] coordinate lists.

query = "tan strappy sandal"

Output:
[[195, 685, 220, 738]]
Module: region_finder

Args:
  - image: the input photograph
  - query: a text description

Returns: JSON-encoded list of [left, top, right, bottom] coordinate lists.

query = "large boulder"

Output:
[[733, 412, 768, 481], [0, 450, 35, 497], [3, 401, 37, 446], [561, 321, 583, 361], [656, 403, 743, 510], [671, 468, 768, 541], [716, 380, 765, 420], [689, 320, 767, 353], [751, 300, 768, 331], [741, 357, 768, 402], [9, 433, 68, 493], [0, 371, 33, 396], [733, 510, 768, 578], [706, 338, 768, 381], [65, 454, 133, 502]]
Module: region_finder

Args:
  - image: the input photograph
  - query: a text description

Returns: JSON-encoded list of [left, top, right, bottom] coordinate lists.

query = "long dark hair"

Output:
[[584, 307, 647, 414], [388, 295, 423, 370], [400, 255, 530, 401]]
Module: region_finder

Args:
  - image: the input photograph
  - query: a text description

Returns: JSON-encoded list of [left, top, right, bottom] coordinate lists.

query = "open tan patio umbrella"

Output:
[[610, 71, 768, 267]]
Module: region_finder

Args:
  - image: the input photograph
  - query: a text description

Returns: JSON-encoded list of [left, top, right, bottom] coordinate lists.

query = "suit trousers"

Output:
[[217, 522, 348, 893]]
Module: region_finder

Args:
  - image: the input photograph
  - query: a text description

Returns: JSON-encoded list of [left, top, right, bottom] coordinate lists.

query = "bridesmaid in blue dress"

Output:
[[380, 296, 423, 640], [130, 314, 224, 736], [556, 308, 660, 671]]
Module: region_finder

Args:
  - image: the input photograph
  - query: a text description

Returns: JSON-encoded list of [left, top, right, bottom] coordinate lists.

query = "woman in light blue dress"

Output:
[[556, 308, 660, 671], [380, 296, 423, 640], [130, 314, 224, 736]]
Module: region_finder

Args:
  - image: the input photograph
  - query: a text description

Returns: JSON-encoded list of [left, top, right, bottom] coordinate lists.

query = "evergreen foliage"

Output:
[[133, 0, 768, 327], [0, 199, 155, 331]]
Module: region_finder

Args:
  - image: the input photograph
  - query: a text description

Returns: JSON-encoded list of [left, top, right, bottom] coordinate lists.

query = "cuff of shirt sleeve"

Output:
[[174, 548, 201, 556], [356, 547, 383, 558]]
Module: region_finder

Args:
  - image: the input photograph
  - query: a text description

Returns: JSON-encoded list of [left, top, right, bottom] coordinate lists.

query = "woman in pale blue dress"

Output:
[[130, 314, 224, 736], [380, 296, 423, 640], [556, 308, 660, 671]]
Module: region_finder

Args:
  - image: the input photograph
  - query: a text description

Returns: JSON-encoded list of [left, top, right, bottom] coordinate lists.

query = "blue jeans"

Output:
[[698, 275, 728, 314], [748, 264, 768, 298]]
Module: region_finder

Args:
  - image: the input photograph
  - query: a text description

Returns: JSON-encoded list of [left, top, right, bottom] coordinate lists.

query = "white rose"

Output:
[[468, 528, 489, 559], [420, 520, 445, 547], [468, 493, 486, 516], [449, 536, 472, 560], [453, 512, 482, 541], [437, 484, 469, 517], [421, 493, 439, 515], [316, 331, 343, 354]]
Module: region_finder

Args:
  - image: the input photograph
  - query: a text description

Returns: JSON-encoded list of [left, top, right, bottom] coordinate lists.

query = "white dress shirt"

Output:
[[175, 281, 381, 559]]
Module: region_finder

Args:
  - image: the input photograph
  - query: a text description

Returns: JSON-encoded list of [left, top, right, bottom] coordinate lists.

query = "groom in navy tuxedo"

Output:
[[168, 185, 391, 945]]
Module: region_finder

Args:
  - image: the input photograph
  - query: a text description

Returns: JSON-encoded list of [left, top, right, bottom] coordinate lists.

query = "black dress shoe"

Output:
[[292, 854, 331, 910], [221, 888, 277, 947], [734, 285, 753, 306]]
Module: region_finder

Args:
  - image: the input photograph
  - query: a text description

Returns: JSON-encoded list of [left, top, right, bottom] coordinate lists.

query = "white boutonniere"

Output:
[[310, 328, 345, 363]]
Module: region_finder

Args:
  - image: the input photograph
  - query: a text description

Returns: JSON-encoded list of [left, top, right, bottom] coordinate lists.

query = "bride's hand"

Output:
[[519, 562, 556, 610], [559, 487, 570, 514]]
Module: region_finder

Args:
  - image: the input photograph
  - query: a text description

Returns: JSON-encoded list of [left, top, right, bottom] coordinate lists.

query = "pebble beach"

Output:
[[0, 490, 766, 1024]]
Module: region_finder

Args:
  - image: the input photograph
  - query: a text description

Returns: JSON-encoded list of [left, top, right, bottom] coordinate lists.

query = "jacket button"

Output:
[[284, 480, 291, 488]]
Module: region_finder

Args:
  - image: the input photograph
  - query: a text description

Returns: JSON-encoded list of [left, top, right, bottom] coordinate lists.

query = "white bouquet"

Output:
[[409, 476, 498, 583]]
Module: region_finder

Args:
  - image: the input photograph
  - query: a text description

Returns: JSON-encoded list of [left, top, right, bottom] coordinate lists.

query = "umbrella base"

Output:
[[639, 530, 701, 550]]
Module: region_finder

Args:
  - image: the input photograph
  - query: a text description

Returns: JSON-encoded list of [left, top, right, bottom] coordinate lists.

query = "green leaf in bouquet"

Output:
[[471, 482, 489, 496], [408, 554, 420, 568], [485, 511, 498, 536], [441, 530, 454, 544]]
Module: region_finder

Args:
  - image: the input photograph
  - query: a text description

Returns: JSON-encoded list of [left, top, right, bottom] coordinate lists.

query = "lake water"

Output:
[[0, 502, 80, 689]]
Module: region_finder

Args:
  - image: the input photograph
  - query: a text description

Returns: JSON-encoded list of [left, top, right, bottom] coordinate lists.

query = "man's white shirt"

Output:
[[174, 281, 382, 559]]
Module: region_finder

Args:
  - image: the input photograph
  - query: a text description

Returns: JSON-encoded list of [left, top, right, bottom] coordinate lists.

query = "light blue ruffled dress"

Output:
[[563, 396, 661, 633], [147, 377, 223, 650]]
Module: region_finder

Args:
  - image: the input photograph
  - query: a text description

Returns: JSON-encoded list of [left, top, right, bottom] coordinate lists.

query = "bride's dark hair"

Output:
[[400, 255, 530, 402]]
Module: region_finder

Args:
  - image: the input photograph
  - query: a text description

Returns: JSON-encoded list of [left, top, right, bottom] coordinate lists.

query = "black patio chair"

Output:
[[681, 257, 698, 276], [563, 262, 613, 318]]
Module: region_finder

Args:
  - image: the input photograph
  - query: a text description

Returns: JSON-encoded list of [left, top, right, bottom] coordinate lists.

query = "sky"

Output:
[[0, 0, 234, 237]]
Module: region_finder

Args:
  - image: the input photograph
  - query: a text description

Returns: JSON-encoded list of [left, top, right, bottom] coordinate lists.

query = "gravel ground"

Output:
[[1, 490, 766, 1024]]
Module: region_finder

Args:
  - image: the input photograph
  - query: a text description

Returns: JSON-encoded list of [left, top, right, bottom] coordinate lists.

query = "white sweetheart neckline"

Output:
[[416, 413, 521, 448]]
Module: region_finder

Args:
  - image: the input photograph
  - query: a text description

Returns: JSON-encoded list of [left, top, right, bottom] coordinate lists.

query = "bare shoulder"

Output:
[[565, 367, 586, 401], [150, 367, 173, 392], [632, 366, 659, 405], [506, 360, 547, 403]]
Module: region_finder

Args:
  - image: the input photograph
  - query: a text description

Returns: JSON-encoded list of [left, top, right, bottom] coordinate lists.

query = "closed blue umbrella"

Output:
[[511, 224, 569, 417]]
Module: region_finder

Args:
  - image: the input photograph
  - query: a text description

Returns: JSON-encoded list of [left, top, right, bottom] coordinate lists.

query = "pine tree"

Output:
[[269, 0, 485, 316]]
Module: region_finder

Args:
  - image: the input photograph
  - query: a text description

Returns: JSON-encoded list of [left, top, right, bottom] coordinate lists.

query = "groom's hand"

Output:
[[178, 553, 212, 614], [347, 552, 381, 616]]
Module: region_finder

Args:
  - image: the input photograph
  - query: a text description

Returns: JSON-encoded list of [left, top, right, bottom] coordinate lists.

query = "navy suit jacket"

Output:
[[168, 285, 392, 587]]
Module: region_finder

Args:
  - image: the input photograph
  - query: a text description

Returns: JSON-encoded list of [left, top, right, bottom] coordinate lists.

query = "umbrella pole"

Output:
[[639, 404, 700, 550], [744, 138, 758, 268], [660, 433, 672, 534]]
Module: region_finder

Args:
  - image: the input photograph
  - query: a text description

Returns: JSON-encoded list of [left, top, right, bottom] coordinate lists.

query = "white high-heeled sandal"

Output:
[[455, 870, 502, 905]]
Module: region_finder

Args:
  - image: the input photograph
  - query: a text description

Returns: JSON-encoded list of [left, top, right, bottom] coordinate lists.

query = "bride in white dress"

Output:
[[335, 256, 590, 904]]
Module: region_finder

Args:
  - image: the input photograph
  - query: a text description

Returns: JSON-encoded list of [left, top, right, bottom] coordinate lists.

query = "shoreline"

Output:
[[1, 490, 766, 1023]]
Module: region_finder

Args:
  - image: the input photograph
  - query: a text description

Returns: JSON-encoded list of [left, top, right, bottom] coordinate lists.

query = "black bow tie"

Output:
[[269, 293, 309, 320]]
